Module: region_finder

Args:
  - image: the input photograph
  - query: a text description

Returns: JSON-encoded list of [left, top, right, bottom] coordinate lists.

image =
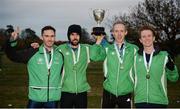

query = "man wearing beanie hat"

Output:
[[67, 24, 82, 41], [57, 24, 105, 108]]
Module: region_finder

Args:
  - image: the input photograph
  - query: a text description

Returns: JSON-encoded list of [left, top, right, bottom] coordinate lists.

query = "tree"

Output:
[[108, 0, 180, 58], [80, 28, 95, 44]]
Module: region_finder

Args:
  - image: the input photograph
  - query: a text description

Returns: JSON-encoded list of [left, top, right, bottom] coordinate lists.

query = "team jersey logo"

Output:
[[65, 52, 69, 55], [37, 58, 43, 64]]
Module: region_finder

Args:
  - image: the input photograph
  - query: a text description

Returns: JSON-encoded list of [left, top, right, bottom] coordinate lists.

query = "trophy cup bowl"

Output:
[[91, 9, 106, 36]]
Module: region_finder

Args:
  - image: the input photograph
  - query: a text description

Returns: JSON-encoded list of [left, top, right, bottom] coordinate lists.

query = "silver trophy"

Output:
[[93, 9, 105, 26], [91, 9, 106, 36]]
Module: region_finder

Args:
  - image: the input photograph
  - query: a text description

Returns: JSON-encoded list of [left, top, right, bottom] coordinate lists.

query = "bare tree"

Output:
[[132, 0, 179, 41], [80, 28, 95, 44]]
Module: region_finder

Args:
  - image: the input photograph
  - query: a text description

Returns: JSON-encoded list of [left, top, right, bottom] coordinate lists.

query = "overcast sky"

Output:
[[0, 0, 142, 40]]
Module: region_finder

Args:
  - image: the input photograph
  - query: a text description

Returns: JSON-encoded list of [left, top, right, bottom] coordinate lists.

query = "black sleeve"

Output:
[[166, 55, 175, 71], [5, 40, 38, 64], [15, 37, 43, 50]]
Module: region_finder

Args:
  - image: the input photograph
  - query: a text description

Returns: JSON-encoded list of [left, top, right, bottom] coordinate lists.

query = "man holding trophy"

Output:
[[92, 9, 138, 108], [91, 9, 109, 47], [57, 24, 107, 108]]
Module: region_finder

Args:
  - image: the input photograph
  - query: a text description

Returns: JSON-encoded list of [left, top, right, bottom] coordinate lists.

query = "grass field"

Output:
[[0, 54, 180, 108]]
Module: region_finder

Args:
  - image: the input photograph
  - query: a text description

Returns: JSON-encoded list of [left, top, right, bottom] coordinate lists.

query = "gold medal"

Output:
[[146, 74, 150, 79]]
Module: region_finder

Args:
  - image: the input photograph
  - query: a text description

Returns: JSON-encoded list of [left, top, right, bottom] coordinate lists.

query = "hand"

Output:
[[10, 27, 20, 41], [31, 43, 40, 49], [95, 34, 105, 45]]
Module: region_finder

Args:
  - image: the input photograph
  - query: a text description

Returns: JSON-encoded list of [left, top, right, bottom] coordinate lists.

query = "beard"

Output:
[[70, 39, 79, 46]]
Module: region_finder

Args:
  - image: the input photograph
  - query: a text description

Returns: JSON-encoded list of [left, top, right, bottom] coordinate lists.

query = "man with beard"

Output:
[[57, 24, 103, 108]]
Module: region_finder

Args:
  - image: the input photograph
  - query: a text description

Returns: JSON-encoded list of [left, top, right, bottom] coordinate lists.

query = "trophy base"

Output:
[[91, 27, 106, 36]]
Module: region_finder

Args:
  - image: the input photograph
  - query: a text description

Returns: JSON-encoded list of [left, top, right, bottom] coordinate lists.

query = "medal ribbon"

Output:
[[43, 47, 53, 70], [114, 43, 125, 65], [143, 50, 154, 74], [71, 45, 81, 64]]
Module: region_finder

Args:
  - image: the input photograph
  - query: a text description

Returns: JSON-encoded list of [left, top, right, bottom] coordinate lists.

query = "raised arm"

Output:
[[5, 31, 38, 64], [89, 35, 106, 61]]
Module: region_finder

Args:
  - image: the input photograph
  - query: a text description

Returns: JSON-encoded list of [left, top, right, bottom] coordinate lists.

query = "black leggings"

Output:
[[102, 89, 132, 108], [135, 102, 167, 108], [60, 91, 87, 108]]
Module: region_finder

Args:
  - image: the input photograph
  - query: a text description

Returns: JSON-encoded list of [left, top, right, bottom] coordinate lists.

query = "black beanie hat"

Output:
[[67, 24, 82, 40]]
